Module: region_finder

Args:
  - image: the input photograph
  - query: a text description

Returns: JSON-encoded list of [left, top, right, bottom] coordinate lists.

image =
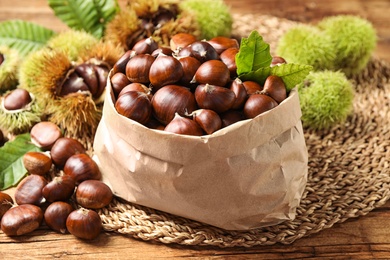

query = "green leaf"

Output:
[[0, 20, 56, 56], [0, 134, 43, 191], [239, 63, 313, 92], [236, 30, 272, 76], [48, 0, 120, 38]]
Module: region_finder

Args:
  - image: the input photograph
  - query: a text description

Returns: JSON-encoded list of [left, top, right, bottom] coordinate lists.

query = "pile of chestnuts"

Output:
[[0, 121, 113, 240], [111, 33, 288, 136]]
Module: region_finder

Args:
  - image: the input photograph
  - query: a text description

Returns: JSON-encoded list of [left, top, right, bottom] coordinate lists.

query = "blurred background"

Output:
[[0, 0, 388, 61]]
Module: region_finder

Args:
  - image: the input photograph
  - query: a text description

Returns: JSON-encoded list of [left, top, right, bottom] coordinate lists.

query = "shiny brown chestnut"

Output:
[[63, 153, 101, 184], [151, 47, 174, 58], [14, 174, 48, 206], [164, 113, 203, 136], [66, 208, 102, 240], [50, 137, 86, 169], [1, 204, 43, 236], [117, 83, 151, 99], [42, 175, 76, 202], [207, 36, 239, 54], [132, 37, 158, 54], [271, 56, 287, 67], [189, 109, 222, 135], [243, 93, 278, 119], [177, 56, 201, 86], [229, 78, 248, 109], [262, 75, 287, 103], [149, 55, 184, 91], [76, 180, 113, 209], [30, 121, 63, 150], [22, 151, 52, 176], [113, 50, 136, 74], [192, 60, 230, 87], [0, 192, 13, 219], [220, 110, 245, 128], [194, 84, 235, 114], [189, 41, 219, 62], [151, 85, 198, 125], [44, 201, 74, 234], [115, 91, 152, 125], [220, 47, 239, 78], [3, 88, 32, 111], [242, 81, 263, 95], [110, 72, 131, 97], [170, 33, 197, 51], [126, 54, 155, 83]]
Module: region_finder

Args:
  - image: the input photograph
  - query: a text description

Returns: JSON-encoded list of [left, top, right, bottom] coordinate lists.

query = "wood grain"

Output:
[[1, 0, 390, 258]]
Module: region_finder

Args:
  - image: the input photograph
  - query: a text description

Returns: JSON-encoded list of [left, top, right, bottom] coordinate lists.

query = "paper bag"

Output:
[[93, 78, 308, 230]]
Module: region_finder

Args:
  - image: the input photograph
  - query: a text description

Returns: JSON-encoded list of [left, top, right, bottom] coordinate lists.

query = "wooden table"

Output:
[[1, 0, 390, 258]]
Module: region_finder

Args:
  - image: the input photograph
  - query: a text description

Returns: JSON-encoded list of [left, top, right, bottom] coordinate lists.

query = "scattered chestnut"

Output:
[[42, 175, 76, 202], [63, 153, 101, 184], [66, 208, 102, 240], [151, 85, 197, 125], [115, 91, 152, 125], [30, 121, 63, 150], [0, 192, 13, 219], [170, 33, 197, 51], [243, 93, 278, 119], [207, 36, 239, 54], [229, 78, 248, 109], [126, 53, 154, 83], [110, 72, 131, 97], [76, 180, 113, 209], [149, 55, 184, 91], [22, 151, 52, 176], [50, 137, 86, 169], [195, 84, 235, 113], [190, 109, 222, 135], [262, 75, 287, 103], [193, 60, 230, 87], [164, 113, 203, 136], [14, 174, 48, 206], [3, 88, 32, 111], [1, 204, 43, 236], [44, 201, 74, 234]]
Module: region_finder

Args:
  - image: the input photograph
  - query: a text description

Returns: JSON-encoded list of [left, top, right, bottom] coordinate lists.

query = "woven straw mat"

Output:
[[97, 14, 390, 247]]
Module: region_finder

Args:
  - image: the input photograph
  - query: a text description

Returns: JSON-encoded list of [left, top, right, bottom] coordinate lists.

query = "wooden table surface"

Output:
[[1, 0, 390, 259]]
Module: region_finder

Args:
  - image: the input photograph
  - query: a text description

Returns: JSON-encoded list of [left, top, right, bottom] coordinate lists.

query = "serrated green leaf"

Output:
[[48, 0, 119, 38], [0, 133, 43, 190], [0, 20, 56, 56], [236, 30, 272, 75], [239, 63, 313, 91]]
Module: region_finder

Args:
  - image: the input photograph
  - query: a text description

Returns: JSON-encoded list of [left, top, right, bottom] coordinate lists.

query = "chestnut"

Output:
[[189, 109, 222, 135], [125, 54, 155, 83], [113, 50, 136, 74], [0, 192, 13, 219], [189, 41, 219, 62], [242, 81, 263, 95], [194, 84, 235, 114], [44, 201, 74, 234], [66, 208, 102, 240], [229, 78, 248, 109], [3, 88, 32, 111], [220, 110, 245, 128], [271, 56, 287, 67], [149, 55, 184, 91], [207, 36, 239, 54], [193, 60, 230, 87], [220, 47, 239, 78], [115, 91, 152, 125], [0, 129, 4, 146], [42, 175, 76, 202], [151, 85, 197, 125], [164, 113, 203, 136], [14, 174, 48, 206], [50, 137, 86, 169], [243, 93, 278, 119], [30, 121, 63, 150], [76, 180, 113, 209], [63, 153, 101, 184], [110, 72, 131, 97], [22, 151, 52, 176], [132, 37, 158, 54], [262, 75, 287, 103], [170, 33, 197, 51], [74, 63, 99, 96], [151, 47, 174, 58], [1, 204, 43, 236], [177, 56, 201, 86], [117, 83, 151, 99]]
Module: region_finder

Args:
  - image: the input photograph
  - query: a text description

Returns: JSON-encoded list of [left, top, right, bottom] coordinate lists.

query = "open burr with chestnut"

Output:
[[110, 33, 288, 136]]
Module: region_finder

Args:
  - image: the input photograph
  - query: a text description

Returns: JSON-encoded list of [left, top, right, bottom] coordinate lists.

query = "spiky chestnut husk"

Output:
[[179, 0, 233, 39], [46, 30, 99, 61], [317, 15, 377, 76], [104, 0, 201, 50], [19, 41, 123, 144], [276, 24, 336, 71], [0, 45, 20, 93], [0, 88, 43, 135], [298, 70, 354, 130]]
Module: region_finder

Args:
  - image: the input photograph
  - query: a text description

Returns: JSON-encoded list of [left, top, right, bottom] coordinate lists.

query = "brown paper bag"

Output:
[[93, 78, 308, 230]]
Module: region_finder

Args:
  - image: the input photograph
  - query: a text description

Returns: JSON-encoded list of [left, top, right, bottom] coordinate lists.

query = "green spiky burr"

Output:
[[0, 45, 20, 93]]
